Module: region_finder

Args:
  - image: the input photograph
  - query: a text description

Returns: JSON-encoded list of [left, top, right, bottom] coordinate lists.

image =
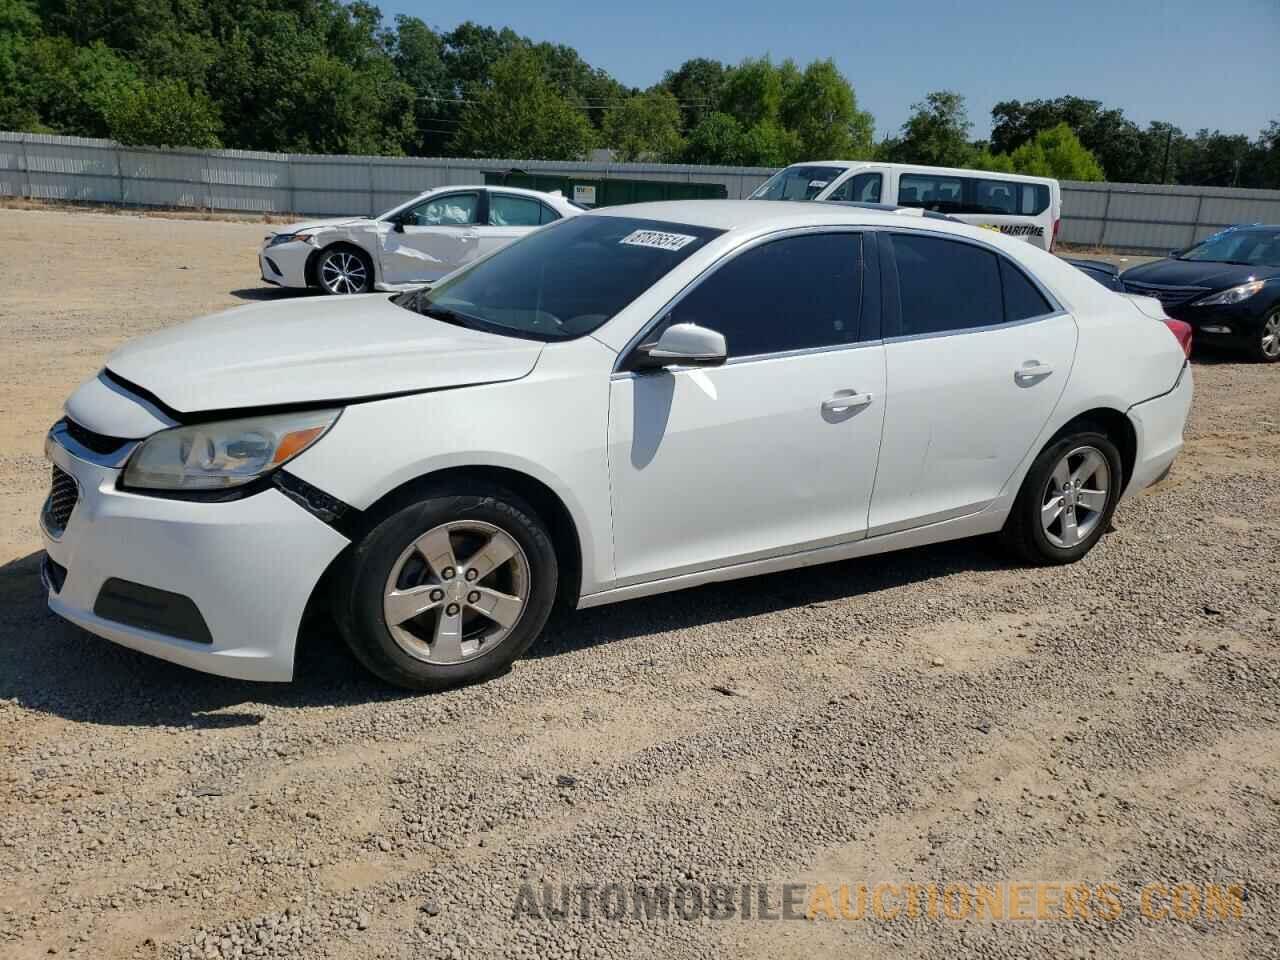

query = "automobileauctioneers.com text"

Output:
[[514, 881, 1246, 923]]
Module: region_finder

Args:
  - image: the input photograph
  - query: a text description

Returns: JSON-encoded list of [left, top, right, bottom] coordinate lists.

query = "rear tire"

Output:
[[334, 486, 558, 691], [1001, 428, 1123, 565]]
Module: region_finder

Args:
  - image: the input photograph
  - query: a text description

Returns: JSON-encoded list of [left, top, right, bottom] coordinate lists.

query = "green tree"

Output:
[[682, 111, 746, 165], [990, 96, 1141, 180], [105, 77, 221, 147], [0, 0, 43, 130], [1005, 123, 1105, 180], [719, 56, 796, 129], [883, 90, 975, 167], [738, 119, 801, 167], [602, 89, 684, 162], [450, 47, 594, 160], [18, 37, 141, 137], [780, 59, 873, 159], [383, 15, 449, 154], [661, 57, 728, 133]]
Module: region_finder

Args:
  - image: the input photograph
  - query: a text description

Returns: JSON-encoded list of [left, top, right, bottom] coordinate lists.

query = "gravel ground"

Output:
[[1, 208, 1278, 960]]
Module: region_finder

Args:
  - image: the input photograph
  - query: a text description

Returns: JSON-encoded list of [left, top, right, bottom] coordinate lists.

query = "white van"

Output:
[[750, 161, 1062, 252]]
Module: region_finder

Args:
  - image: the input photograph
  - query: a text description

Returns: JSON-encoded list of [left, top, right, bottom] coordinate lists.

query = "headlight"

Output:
[[123, 409, 341, 491], [268, 233, 314, 247], [1194, 280, 1266, 306]]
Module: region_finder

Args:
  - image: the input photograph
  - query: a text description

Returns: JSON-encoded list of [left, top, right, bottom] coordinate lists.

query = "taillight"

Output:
[[1050, 218, 1061, 252], [1163, 318, 1193, 358]]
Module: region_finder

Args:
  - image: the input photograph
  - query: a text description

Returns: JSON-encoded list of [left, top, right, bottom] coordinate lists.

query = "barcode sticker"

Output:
[[619, 230, 698, 251]]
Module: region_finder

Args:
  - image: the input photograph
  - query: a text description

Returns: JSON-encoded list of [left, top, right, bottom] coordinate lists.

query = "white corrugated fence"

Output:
[[4, 131, 1280, 254]]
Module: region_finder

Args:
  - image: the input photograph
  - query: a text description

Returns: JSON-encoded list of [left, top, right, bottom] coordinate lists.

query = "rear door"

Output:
[[378, 191, 482, 284], [479, 193, 552, 258], [868, 231, 1076, 534], [608, 230, 886, 586]]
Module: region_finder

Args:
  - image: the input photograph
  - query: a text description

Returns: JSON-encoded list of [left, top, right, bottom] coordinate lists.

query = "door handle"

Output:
[[821, 391, 874, 414], [1014, 361, 1054, 384]]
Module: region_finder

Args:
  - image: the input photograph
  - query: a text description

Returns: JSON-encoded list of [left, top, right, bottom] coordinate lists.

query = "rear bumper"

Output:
[[41, 429, 349, 682], [1125, 361, 1193, 497]]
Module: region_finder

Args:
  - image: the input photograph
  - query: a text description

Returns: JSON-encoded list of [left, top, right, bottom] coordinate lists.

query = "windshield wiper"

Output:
[[420, 305, 484, 330]]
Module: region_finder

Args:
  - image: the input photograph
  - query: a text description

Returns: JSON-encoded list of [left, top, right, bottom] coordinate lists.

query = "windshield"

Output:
[[750, 166, 846, 201], [393, 216, 724, 341], [1179, 228, 1280, 267]]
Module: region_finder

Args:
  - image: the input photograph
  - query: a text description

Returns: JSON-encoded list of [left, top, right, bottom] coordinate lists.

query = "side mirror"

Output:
[[1168, 248, 1182, 257], [631, 323, 727, 371], [392, 219, 406, 233]]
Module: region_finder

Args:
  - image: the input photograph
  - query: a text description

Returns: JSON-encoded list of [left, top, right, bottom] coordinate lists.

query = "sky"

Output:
[[383, 0, 1279, 140]]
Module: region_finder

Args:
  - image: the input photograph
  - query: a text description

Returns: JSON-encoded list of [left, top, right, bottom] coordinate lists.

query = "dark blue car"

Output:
[[1120, 226, 1280, 362]]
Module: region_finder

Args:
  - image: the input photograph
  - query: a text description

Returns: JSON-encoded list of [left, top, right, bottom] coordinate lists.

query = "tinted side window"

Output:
[[829, 173, 882, 203], [1020, 184, 1050, 215], [890, 234, 1002, 335], [1000, 258, 1053, 321], [898, 174, 964, 213], [669, 234, 863, 358], [974, 179, 1017, 214], [488, 194, 543, 226], [539, 204, 561, 224]]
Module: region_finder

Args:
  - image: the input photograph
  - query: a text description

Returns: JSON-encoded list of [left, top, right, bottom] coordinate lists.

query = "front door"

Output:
[[379, 191, 482, 285], [868, 231, 1077, 534], [608, 231, 887, 587]]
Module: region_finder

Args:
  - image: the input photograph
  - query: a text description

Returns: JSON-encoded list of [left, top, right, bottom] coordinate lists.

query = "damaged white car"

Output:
[[258, 186, 582, 294]]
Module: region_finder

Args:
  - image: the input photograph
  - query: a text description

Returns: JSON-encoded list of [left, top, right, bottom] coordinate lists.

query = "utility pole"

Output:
[[1160, 128, 1173, 184]]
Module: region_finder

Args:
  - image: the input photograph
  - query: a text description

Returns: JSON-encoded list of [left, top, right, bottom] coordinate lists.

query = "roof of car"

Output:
[[587, 198, 972, 234], [776, 159, 1059, 186], [417, 184, 574, 204]]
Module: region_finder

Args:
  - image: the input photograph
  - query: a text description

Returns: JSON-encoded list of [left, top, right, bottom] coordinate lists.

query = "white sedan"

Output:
[[43, 202, 1192, 690], [258, 185, 582, 294]]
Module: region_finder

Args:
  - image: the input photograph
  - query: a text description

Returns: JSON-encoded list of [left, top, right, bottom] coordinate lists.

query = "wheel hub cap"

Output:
[[1040, 445, 1111, 549], [382, 520, 530, 665]]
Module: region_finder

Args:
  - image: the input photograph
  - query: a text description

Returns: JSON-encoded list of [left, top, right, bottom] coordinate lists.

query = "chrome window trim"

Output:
[[612, 224, 872, 374], [609, 337, 885, 380], [881, 310, 1070, 345]]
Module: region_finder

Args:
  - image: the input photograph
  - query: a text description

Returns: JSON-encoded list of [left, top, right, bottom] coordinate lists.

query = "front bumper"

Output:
[[41, 428, 349, 682], [258, 240, 313, 289], [1164, 299, 1272, 343], [1125, 361, 1193, 497]]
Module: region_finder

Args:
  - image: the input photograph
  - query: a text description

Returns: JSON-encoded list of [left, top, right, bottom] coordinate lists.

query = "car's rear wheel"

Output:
[[1001, 428, 1123, 565], [335, 487, 558, 690], [1251, 308, 1280, 363], [316, 246, 373, 295]]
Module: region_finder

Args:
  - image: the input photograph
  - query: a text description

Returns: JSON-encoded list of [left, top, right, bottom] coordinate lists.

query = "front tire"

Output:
[[1001, 428, 1123, 565], [316, 246, 373, 295], [334, 487, 558, 691], [1250, 307, 1280, 363]]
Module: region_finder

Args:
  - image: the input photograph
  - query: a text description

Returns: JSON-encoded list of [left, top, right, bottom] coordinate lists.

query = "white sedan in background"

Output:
[[45, 202, 1191, 691], [258, 186, 582, 294]]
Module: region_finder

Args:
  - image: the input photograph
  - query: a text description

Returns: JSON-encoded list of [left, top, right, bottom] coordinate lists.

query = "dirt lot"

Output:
[[1, 207, 1278, 960]]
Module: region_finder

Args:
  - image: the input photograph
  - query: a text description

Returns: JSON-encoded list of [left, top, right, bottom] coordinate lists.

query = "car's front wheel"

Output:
[[316, 246, 373, 295], [335, 486, 558, 690], [1251, 307, 1280, 363], [1001, 427, 1123, 565]]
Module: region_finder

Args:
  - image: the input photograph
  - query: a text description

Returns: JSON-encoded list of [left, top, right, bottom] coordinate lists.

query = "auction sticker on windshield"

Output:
[[619, 230, 698, 251]]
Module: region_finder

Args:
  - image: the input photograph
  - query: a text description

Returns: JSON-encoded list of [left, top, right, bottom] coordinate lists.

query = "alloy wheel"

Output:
[[1262, 311, 1280, 360], [382, 521, 530, 665], [319, 251, 369, 294], [1040, 445, 1111, 549]]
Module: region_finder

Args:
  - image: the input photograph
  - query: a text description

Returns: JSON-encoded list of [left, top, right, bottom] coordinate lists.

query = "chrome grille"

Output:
[[1122, 282, 1207, 307], [43, 465, 79, 536]]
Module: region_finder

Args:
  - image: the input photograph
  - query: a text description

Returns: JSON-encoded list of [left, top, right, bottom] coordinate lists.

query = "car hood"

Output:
[[103, 294, 543, 416], [270, 216, 374, 235], [1121, 258, 1280, 290]]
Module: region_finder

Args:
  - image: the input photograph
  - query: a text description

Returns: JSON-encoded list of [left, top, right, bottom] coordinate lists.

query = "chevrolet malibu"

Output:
[[42, 202, 1192, 690]]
